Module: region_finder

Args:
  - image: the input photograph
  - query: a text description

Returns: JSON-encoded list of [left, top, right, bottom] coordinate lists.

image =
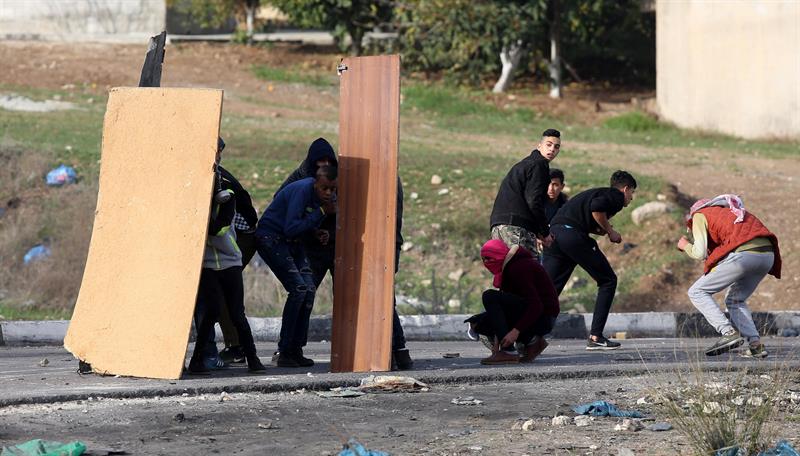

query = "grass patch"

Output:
[[252, 65, 334, 87]]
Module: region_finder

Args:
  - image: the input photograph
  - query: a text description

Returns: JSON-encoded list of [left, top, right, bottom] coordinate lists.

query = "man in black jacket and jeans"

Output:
[[543, 170, 637, 350], [490, 129, 561, 260]]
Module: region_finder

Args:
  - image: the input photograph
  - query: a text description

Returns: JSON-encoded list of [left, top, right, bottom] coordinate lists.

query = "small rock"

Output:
[[257, 421, 276, 429], [401, 241, 414, 252], [746, 396, 764, 407], [647, 422, 672, 432], [703, 401, 723, 414], [447, 299, 461, 309], [614, 419, 643, 432], [430, 175, 442, 185], [656, 193, 667, 201], [631, 201, 673, 225], [453, 169, 463, 175], [448, 269, 464, 281], [618, 448, 635, 456], [39, 358, 49, 367], [636, 397, 648, 405], [521, 419, 535, 431], [410, 192, 419, 200], [174, 413, 185, 422], [220, 391, 233, 402], [437, 188, 450, 196], [451, 397, 483, 406], [551, 415, 571, 427], [574, 415, 592, 427], [430, 223, 441, 230]]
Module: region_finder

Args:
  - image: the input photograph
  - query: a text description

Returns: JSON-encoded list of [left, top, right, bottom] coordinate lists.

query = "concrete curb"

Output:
[[2, 311, 799, 346]]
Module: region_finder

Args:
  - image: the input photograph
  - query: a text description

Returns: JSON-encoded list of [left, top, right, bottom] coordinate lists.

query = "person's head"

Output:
[[314, 165, 338, 203], [215, 136, 226, 164], [610, 170, 637, 207], [538, 129, 561, 161], [480, 239, 513, 288], [306, 137, 338, 175], [548, 168, 565, 202]]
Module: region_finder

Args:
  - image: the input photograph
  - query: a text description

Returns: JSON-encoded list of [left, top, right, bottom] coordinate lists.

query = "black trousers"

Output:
[[193, 266, 257, 361], [218, 231, 257, 348], [468, 290, 556, 351], [543, 225, 617, 337]]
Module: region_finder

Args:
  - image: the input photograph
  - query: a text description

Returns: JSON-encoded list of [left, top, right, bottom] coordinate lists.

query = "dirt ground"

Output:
[[1, 41, 797, 312], [0, 372, 798, 455]]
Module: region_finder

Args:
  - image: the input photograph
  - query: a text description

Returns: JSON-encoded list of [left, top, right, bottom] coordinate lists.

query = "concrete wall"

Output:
[[657, 1, 800, 139], [0, 0, 165, 43]]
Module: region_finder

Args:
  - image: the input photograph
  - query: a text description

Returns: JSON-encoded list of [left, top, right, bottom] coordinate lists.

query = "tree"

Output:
[[267, 0, 393, 55], [167, 0, 261, 43]]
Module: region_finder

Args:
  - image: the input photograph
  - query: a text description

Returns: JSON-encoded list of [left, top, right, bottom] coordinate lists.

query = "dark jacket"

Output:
[[489, 150, 551, 237], [545, 193, 568, 224], [501, 247, 560, 331], [256, 178, 325, 240], [218, 165, 258, 233], [277, 138, 338, 251]]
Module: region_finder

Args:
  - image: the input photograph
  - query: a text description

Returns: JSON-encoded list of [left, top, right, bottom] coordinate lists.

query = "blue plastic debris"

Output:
[[573, 400, 645, 418], [23, 245, 51, 264], [338, 439, 389, 456], [715, 440, 800, 456], [45, 165, 77, 187]]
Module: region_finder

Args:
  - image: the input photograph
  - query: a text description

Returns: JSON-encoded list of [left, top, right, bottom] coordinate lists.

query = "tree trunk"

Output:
[[245, 5, 255, 44], [492, 40, 523, 94], [349, 27, 364, 56], [548, 0, 562, 99]]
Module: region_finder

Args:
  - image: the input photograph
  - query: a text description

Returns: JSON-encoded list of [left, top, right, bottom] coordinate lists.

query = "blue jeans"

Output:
[[256, 233, 316, 353]]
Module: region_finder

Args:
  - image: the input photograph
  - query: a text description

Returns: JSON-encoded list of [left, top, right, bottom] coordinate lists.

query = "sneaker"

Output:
[[466, 324, 480, 341], [520, 337, 549, 363], [705, 331, 744, 356], [586, 335, 621, 350], [276, 352, 300, 368], [741, 343, 768, 359], [480, 350, 520, 365], [271, 351, 281, 363], [293, 349, 314, 367], [247, 355, 267, 372], [219, 346, 246, 364], [392, 348, 413, 371], [187, 358, 211, 375]]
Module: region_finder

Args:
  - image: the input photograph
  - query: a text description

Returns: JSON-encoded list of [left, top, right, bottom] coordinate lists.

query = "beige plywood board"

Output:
[[64, 87, 223, 380], [331, 55, 400, 373]]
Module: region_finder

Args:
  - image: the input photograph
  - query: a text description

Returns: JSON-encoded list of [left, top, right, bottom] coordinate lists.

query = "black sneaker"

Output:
[[276, 352, 300, 368], [219, 345, 246, 364], [293, 349, 314, 367], [586, 335, 621, 350], [391, 348, 413, 371], [705, 331, 744, 356]]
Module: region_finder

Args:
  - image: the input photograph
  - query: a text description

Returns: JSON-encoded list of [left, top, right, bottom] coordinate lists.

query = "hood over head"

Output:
[[304, 137, 338, 176]]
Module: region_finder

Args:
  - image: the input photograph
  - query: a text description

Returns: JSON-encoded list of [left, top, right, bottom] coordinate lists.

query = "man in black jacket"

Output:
[[543, 170, 637, 351], [490, 129, 561, 259]]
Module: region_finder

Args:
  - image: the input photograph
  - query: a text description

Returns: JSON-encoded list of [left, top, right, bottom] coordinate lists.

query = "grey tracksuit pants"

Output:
[[688, 251, 774, 342]]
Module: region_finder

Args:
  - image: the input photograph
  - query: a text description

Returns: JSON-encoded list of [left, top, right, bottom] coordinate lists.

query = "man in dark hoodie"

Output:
[[275, 138, 413, 370], [490, 129, 561, 259], [255, 165, 338, 368]]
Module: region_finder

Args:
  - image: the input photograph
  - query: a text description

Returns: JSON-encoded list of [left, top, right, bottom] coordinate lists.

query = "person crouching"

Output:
[[467, 239, 560, 365]]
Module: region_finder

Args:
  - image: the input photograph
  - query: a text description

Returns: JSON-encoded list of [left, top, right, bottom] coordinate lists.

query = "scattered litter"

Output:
[[358, 375, 429, 393], [46, 165, 78, 186], [0, 94, 76, 112], [551, 415, 571, 427], [614, 418, 643, 432], [316, 388, 365, 398], [451, 396, 483, 406], [647, 422, 673, 432], [703, 401, 725, 415], [39, 358, 49, 367], [24, 245, 51, 265], [338, 438, 388, 456], [430, 175, 442, 185], [219, 391, 233, 402], [442, 353, 460, 359], [0, 439, 86, 456], [636, 397, 648, 405], [257, 421, 277, 430], [573, 401, 645, 418], [573, 415, 592, 427]]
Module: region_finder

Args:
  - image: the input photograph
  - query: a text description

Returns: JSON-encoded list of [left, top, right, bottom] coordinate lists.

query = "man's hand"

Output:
[[501, 328, 520, 347], [538, 233, 554, 248], [677, 236, 690, 251], [316, 229, 330, 245], [608, 229, 622, 244], [322, 199, 337, 215]]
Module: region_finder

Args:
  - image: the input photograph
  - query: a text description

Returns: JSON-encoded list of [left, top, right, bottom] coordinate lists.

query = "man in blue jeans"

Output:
[[255, 165, 337, 368]]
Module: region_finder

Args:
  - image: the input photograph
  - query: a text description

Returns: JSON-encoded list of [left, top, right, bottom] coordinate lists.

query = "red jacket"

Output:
[[501, 248, 560, 331], [699, 206, 781, 278]]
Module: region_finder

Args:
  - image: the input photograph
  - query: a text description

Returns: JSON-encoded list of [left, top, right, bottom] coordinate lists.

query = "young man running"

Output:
[[543, 170, 637, 350]]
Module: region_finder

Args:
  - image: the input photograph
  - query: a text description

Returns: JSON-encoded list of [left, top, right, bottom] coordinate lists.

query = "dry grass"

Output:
[[0, 146, 96, 318]]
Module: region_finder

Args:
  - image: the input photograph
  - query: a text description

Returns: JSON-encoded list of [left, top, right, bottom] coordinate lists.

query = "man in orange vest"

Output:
[[677, 195, 781, 358]]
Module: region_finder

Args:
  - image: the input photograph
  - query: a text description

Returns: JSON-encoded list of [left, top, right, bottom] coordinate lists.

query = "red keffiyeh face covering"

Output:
[[480, 239, 517, 288]]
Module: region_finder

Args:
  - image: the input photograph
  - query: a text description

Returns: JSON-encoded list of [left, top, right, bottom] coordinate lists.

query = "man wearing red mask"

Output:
[[677, 195, 781, 358], [466, 239, 560, 365]]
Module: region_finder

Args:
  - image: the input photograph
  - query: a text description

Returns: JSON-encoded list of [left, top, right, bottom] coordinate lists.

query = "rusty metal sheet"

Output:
[[331, 55, 400, 373], [64, 87, 223, 380]]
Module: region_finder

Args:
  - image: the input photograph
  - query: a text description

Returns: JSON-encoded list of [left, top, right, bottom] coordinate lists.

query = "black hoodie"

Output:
[[276, 138, 339, 253]]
